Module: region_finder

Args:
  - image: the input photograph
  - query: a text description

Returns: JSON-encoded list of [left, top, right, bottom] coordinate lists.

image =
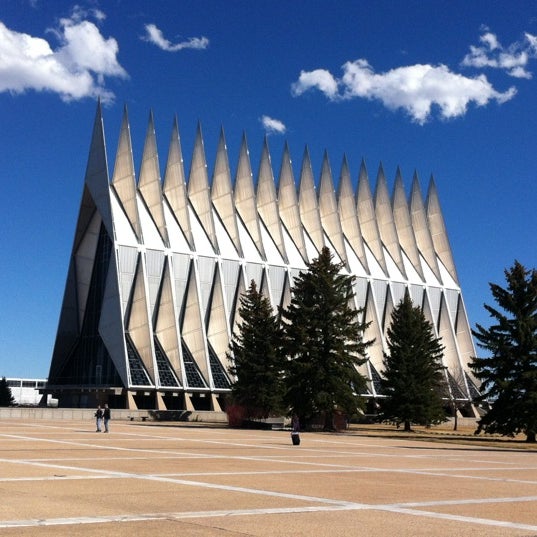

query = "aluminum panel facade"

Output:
[[47, 104, 479, 412]]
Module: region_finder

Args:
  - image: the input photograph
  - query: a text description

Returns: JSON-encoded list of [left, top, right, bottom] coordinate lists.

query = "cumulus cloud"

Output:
[[462, 30, 537, 79], [0, 8, 126, 103], [292, 59, 516, 124], [142, 24, 209, 52], [260, 115, 286, 134]]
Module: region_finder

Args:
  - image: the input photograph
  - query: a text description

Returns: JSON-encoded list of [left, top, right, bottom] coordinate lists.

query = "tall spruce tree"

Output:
[[227, 280, 284, 419], [380, 291, 446, 431], [471, 261, 537, 442], [280, 247, 371, 430], [0, 377, 15, 407]]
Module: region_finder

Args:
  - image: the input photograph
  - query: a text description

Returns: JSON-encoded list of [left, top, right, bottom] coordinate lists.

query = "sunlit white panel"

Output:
[[383, 246, 405, 282], [137, 196, 163, 250], [164, 202, 190, 254], [303, 228, 320, 262], [188, 205, 216, 256], [260, 220, 285, 265], [118, 246, 138, 317], [282, 225, 307, 269], [364, 243, 386, 279], [420, 253, 441, 287], [345, 238, 367, 278], [323, 232, 344, 267], [213, 208, 239, 260], [110, 192, 138, 247], [236, 216, 263, 263], [145, 249, 165, 317], [438, 257, 459, 290], [402, 250, 424, 285]]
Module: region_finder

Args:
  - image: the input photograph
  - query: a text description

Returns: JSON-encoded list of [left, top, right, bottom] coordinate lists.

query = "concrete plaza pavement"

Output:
[[0, 419, 536, 536]]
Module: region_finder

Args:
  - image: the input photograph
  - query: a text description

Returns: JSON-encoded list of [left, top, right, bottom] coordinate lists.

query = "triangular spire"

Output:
[[278, 142, 308, 263], [256, 137, 287, 263], [374, 164, 406, 278], [318, 150, 348, 268], [163, 116, 194, 249], [357, 160, 387, 276], [338, 154, 369, 273], [112, 105, 142, 241], [410, 172, 442, 284], [188, 121, 219, 253], [234, 132, 265, 259], [426, 176, 458, 283], [211, 126, 242, 256], [138, 110, 169, 247], [298, 146, 324, 255], [79, 99, 113, 247], [391, 168, 424, 280]]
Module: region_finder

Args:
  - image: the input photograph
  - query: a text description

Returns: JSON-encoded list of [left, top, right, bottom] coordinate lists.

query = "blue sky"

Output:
[[1, 0, 537, 378]]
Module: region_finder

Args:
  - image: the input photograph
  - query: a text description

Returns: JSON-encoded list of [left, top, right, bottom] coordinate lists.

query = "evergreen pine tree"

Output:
[[281, 247, 371, 430], [471, 261, 537, 442], [0, 377, 15, 407], [227, 280, 284, 419], [380, 291, 446, 431]]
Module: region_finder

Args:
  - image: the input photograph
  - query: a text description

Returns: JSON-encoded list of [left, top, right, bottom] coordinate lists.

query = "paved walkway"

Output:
[[0, 420, 536, 536]]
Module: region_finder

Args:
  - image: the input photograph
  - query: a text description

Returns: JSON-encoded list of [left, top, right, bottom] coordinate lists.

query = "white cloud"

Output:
[[291, 69, 338, 98], [260, 115, 286, 134], [291, 59, 515, 124], [0, 9, 126, 103], [142, 24, 209, 52], [462, 31, 537, 79]]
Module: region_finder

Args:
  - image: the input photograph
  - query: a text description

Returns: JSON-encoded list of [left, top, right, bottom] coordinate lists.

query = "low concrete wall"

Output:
[[0, 407, 228, 423]]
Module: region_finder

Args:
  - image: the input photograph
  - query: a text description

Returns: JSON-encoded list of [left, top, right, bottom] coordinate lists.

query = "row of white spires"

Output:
[[50, 102, 477, 404]]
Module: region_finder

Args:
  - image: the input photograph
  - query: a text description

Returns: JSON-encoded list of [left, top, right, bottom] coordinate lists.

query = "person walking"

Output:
[[103, 404, 111, 433], [95, 405, 103, 432]]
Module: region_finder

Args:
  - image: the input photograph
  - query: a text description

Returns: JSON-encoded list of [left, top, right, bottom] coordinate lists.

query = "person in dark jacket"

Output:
[[95, 405, 103, 432], [103, 404, 111, 433]]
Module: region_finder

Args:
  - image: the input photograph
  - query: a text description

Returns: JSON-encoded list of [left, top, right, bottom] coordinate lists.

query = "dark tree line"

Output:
[[471, 261, 537, 442], [227, 247, 449, 431]]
